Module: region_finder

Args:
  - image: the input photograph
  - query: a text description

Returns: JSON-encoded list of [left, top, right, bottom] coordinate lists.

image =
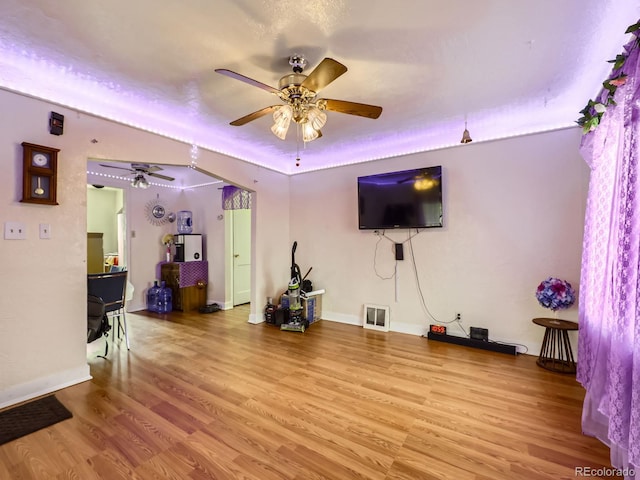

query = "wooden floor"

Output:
[[0, 306, 619, 480]]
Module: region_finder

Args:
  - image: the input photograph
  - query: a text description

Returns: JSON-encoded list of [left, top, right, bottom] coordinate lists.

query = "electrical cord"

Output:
[[408, 231, 440, 323], [435, 315, 469, 338], [407, 230, 470, 337], [373, 232, 396, 280]]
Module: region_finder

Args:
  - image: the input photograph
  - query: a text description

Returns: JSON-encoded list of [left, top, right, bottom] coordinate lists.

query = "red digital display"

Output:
[[430, 324, 447, 335]]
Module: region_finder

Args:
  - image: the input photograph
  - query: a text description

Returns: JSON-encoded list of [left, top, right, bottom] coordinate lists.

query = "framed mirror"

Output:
[[152, 204, 165, 219]]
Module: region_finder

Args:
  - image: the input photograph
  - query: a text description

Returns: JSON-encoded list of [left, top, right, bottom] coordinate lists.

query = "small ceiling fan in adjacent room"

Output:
[[215, 55, 383, 145], [97, 163, 175, 188]]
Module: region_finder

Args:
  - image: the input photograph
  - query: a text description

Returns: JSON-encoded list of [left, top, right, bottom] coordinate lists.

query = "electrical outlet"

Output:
[[455, 312, 461, 321]]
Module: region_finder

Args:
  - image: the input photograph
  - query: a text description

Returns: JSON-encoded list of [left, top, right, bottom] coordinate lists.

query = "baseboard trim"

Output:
[[215, 300, 234, 311], [322, 311, 361, 326], [323, 312, 433, 337], [0, 365, 92, 409], [388, 321, 426, 336]]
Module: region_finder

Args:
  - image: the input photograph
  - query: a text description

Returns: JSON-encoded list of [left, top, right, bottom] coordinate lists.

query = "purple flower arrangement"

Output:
[[536, 277, 576, 311]]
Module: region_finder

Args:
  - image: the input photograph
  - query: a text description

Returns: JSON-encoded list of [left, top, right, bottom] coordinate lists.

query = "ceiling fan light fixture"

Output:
[[301, 121, 320, 143], [131, 173, 150, 189], [271, 105, 292, 140], [270, 122, 289, 140], [307, 106, 327, 131]]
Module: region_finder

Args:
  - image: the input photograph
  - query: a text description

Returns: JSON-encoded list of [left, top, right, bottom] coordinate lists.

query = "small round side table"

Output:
[[532, 317, 579, 374]]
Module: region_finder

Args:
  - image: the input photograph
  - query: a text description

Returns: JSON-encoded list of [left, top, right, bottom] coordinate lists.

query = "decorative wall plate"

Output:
[[145, 196, 172, 226]]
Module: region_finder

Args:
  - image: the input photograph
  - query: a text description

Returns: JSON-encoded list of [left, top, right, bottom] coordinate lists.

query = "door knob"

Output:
[[234, 254, 239, 258]]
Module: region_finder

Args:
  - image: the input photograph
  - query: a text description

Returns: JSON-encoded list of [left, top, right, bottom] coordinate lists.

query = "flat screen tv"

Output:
[[357, 166, 443, 230]]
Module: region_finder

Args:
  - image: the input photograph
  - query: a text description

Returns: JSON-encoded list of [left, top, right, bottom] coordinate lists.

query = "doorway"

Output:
[[87, 160, 254, 313], [87, 185, 126, 273], [230, 208, 251, 306]]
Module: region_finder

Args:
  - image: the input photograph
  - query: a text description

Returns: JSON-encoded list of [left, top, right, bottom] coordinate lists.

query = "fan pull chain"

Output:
[[295, 123, 301, 167]]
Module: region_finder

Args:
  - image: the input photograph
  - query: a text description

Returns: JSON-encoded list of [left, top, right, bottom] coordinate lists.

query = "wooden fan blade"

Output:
[[323, 99, 383, 119], [147, 172, 175, 181], [215, 69, 280, 94], [301, 58, 347, 94], [230, 105, 280, 126]]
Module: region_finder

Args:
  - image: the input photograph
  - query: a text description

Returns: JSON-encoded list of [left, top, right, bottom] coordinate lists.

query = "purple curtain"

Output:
[[578, 34, 640, 477]]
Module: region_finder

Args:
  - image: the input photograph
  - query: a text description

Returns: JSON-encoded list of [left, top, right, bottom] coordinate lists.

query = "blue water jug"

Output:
[[146, 281, 160, 312], [177, 210, 193, 234], [158, 281, 173, 314]]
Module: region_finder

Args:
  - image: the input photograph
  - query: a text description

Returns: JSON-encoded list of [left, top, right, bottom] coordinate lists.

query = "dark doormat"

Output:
[[0, 395, 72, 446]]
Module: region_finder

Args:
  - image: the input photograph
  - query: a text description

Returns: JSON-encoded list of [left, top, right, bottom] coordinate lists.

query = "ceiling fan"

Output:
[[98, 163, 175, 188], [215, 55, 383, 144]]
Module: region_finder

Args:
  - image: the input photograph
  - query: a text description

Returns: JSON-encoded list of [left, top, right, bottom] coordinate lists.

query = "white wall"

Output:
[[123, 185, 184, 309], [290, 128, 589, 355], [87, 186, 122, 255], [0, 89, 291, 407], [178, 184, 227, 307]]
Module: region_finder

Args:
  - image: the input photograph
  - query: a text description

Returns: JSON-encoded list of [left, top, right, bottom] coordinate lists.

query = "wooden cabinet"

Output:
[[87, 233, 104, 274], [160, 261, 208, 312]]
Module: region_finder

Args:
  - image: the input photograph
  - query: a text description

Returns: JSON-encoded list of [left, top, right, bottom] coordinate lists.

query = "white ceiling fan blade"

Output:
[[99, 164, 135, 173], [147, 172, 175, 181]]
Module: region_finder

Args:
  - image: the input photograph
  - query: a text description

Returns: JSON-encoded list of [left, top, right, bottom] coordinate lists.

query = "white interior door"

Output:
[[232, 209, 251, 305]]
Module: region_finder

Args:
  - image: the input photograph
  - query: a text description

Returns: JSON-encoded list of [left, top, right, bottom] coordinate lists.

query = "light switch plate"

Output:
[[39, 223, 51, 239], [4, 222, 26, 240]]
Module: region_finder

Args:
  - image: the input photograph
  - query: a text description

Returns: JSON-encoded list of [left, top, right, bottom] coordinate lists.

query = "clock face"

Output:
[[429, 324, 447, 335], [32, 153, 50, 167]]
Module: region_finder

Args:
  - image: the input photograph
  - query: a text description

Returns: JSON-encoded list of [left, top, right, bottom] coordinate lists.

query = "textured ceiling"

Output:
[[1, 1, 638, 175]]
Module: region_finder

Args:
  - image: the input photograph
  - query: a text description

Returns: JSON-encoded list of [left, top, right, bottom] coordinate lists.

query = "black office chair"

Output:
[[87, 293, 111, 357], [87, 270, 130, 353]]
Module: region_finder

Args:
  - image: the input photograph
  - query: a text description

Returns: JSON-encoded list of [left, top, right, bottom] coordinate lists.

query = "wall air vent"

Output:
[[363, 304, 390, 332]]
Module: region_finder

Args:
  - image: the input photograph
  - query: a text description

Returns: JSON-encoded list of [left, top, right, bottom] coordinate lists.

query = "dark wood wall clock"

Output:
[[20, 142, 59, 205]]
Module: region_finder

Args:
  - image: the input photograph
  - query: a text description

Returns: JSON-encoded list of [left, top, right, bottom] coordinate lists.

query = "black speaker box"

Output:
[[470, 327, 489, 341], [50, 112, 64, 135]]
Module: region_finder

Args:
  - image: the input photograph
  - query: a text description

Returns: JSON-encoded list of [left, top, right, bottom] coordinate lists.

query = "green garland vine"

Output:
[[577, 21, 640, 133]]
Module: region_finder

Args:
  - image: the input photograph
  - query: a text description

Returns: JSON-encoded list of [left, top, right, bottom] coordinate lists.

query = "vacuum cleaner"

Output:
[[280, 241, 310, 333]]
